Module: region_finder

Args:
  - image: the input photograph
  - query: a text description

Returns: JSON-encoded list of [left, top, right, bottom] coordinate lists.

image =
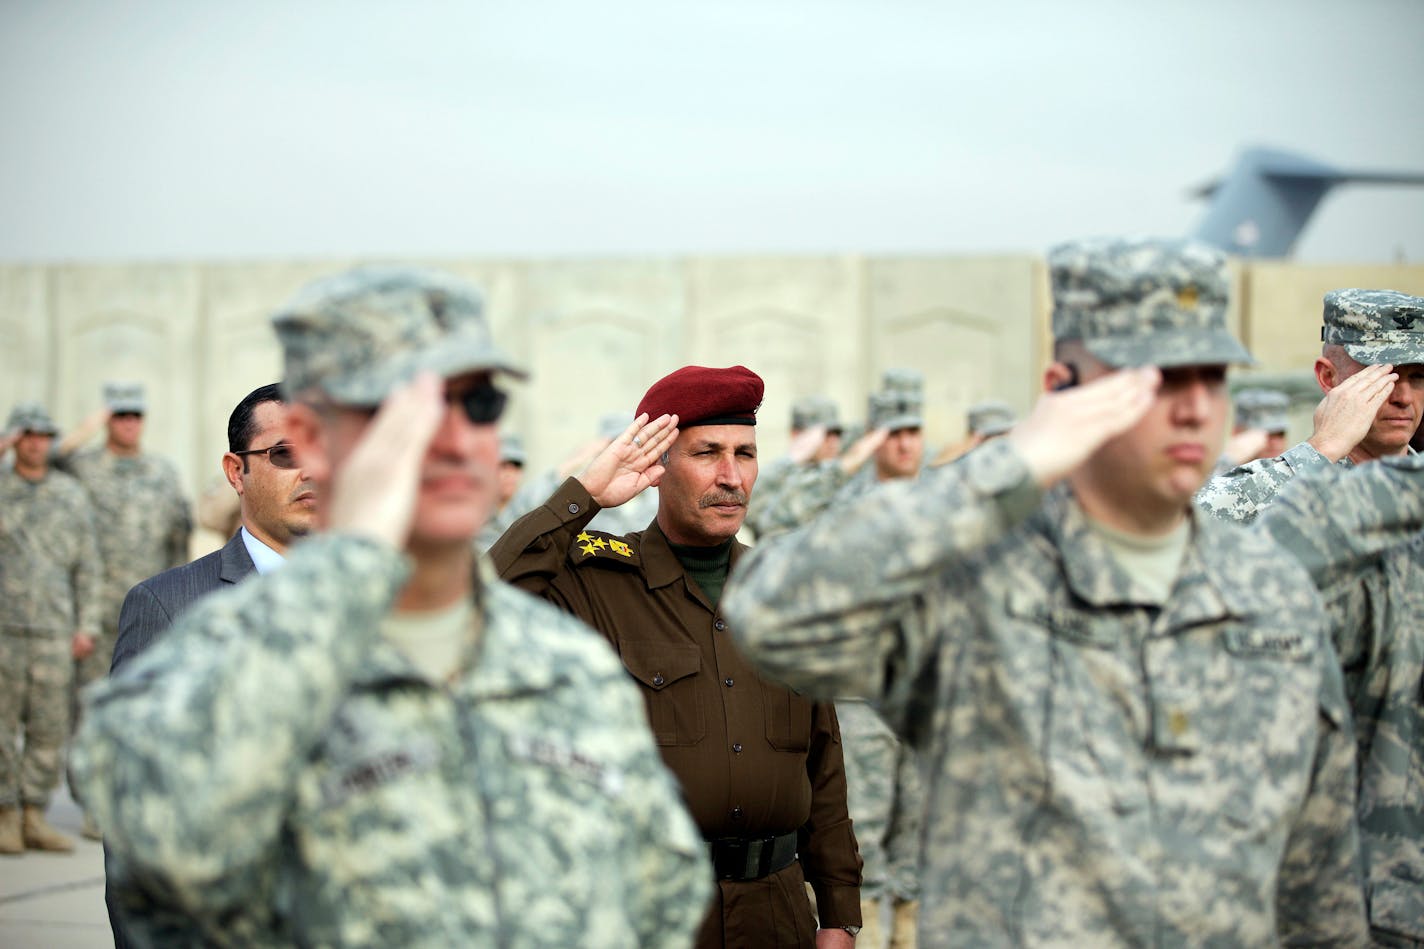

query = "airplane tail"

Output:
[[1191, 147, 1424, 257]]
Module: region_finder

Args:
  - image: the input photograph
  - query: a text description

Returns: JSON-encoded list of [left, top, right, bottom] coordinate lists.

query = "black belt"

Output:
[[707, 831, 798, 882]]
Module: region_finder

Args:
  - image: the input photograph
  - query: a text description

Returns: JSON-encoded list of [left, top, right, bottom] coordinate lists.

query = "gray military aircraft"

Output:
[[1191, 146, 1424, 258]]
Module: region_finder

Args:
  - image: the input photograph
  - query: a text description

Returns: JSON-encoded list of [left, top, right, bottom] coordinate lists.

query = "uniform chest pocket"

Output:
[[762, 682, 814, 753], [621, 642, 706, 746]]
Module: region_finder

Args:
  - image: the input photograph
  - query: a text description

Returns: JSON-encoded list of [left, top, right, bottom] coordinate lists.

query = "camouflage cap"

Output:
[[6, 401, 59, 436], [103, 381, 146, 414], [272, 267, 525, 406], [1233, 388, 1289, 433], [1321, 289, 1424, 365], [499, 433, 527, 466], [967, 399, 1016, 437], [868, 367, 924, 430], [1050, 237, 1253, 369], [868, 391, 923, 432], [791, 395, 841, 432]]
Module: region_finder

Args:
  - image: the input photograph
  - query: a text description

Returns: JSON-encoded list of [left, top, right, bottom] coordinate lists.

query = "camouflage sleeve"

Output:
[[724, 438, 1041, 704], [1195, 441, 1335, 524], [1274, 644, 1371, 945], [70, 492, 104, 636], [798, 701, 863, 929], [1257, 454, 1424, 586], [748, 460, 852, 542], [164, 463, 193, 567], [70, 533, 409, 917], [488, 477, 602, 610]]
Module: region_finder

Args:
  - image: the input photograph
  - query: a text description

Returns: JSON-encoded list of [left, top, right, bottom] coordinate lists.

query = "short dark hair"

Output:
[[228, 383, 285, 453]]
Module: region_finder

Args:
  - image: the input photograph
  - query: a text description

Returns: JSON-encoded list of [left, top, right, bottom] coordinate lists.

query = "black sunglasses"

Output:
[[449, 384, 507, 425], [233, 443, 298, 470]]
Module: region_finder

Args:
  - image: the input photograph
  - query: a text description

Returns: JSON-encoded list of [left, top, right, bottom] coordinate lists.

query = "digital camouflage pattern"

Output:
[[836, 699, 922, 904], [869, 368, 924, 432], [273, 267, 525, 406], [1233, 387, 1290, 433], [790, 395, 841, 432], [1257, 453, 1424, 944], [72, 534, 710, 947], [6, 401, 60, 435], [1050, 237, 1253, 369], [1195, 441, 1349, 524], [966, 400, 1015, 438], [1322, 289, 1424, 366], [58, 446, 192, 677], [723, 438, 1369, 947], [0, 466, 101, 809], [102, 381, 147, 414]]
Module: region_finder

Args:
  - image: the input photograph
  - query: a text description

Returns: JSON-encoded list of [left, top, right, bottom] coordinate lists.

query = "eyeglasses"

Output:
[[448, 384, 507, 425], [233, 443, 298, 469]]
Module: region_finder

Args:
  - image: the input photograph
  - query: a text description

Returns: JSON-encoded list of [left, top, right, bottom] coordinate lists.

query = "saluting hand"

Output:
[[1009, 366, 1160, 487], [577, 412, 679, 509], [327, 373, 445, 549], [838, 426, 889, 476], [1308, 362, 1397, 462], [71, 631, 95, 661]]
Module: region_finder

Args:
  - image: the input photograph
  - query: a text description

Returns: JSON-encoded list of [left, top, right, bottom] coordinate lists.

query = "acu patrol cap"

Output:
[[499, 433, 527, 466], [1050, 237, 1253, 369], [868, 367, 924, 431], [1321, 289, 1424, 365], [103, 381, 146, 414], [272, 267, 525, 406], [790, 395, 841, 433], [967, 399, 1016, 437], [6, 402, 59, 436], [1233, 388, 1289, 434]]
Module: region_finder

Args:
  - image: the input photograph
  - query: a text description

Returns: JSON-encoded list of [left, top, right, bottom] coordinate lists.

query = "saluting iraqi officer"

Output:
[[492, 365, 863, 949], [72, 268, 710, 946], [722, 238, 1369, 947]]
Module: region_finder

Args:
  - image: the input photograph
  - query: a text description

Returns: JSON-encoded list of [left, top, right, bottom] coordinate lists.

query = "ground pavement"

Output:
[[0, 787, 110, 948]]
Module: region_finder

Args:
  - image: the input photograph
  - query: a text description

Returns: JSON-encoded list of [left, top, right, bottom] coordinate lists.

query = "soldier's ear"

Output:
[[1313, 356, 1338, 393], [221, 452, 245, 494]]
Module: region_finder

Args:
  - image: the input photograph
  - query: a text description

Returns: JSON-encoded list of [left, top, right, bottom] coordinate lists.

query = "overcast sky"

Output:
[[2, 0, 1422, 263]]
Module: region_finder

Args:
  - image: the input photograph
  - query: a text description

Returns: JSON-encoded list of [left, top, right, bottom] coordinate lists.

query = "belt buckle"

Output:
[[742, 837, 765, 879]]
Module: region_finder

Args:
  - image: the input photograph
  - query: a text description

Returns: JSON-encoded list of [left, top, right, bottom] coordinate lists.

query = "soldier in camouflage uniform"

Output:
[[56, 381, 193, 834], [0, 402, 102, 855], [744, 396, 843, 540], [1256, 453, 1424, 947], [71, 268, 710, 946], [1197, 289, 1424, 523], [723, 237, 1370, 946], [1205, 292, 1424, 947]]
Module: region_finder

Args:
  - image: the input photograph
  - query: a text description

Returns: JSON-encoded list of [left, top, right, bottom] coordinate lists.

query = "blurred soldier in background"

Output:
[[744, 395, 842, 539], [930, 398, 1017, 467], [0, 403, 101, 856], [55, 381, 191, 837], [71, 268, 710, 945], [1231, 387, 1290, 461], [724, 238, 1369, 946]]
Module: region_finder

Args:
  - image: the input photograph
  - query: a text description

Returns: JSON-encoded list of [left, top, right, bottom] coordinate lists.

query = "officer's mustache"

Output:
[[699, 490, 747, 508]]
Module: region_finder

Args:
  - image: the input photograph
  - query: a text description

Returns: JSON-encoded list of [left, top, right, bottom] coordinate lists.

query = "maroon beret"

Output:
[[636, 365, 764, 428]]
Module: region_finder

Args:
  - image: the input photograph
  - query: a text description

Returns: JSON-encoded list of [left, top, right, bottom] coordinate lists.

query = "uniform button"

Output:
[[568, 503, 580, 514], [724, 677, 734, 688], [731, 807, 743, 820], [732, 742, 743, 754], [652, 674, 665, 687], [714, 619, 727, 631]]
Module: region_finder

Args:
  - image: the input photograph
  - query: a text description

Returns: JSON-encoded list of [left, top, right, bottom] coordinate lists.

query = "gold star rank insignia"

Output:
[[576, 532, 593, 543], [579, 542, 598, 556]]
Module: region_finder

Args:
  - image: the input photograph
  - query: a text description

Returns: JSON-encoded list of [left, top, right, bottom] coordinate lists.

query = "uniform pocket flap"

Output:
[[621, 642, 701, 691]]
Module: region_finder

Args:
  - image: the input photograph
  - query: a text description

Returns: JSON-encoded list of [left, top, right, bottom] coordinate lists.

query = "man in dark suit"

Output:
[[110, 383, 317, 674], [105, 382, 317, 946]]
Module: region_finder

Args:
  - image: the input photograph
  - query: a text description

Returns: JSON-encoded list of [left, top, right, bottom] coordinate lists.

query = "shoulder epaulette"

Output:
[[568, 530, 640, 567]]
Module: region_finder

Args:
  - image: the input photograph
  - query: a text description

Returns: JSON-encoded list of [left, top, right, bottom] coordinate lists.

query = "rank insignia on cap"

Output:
[[572, 531, 639, 565], [1176, 286, 1199, 310]]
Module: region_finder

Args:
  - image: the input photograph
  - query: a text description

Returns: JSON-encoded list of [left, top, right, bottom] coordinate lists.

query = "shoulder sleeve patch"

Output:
[[568, 530, 640, 568]]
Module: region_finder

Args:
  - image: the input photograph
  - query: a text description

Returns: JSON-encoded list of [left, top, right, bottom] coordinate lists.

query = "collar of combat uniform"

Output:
[[347, 555, 563, 697], [1047, 486, 1256, 625]]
